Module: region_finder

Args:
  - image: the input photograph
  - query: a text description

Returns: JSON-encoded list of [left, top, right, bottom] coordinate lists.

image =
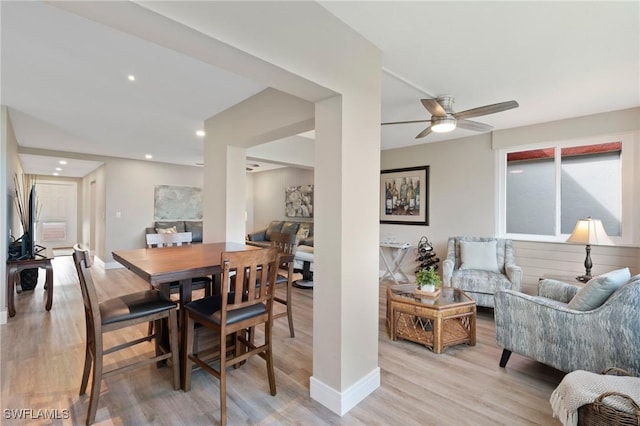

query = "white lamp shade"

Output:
[[567, 218, 613, 245], [431, 117, 457, 133]]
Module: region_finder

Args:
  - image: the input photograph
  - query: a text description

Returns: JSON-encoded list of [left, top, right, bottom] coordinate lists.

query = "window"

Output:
[[499, 135, 633, 243]]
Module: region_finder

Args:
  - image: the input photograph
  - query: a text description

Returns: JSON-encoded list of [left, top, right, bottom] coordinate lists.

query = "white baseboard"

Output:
[[310, 367, 380, 416], [0, 309, 7, 325], [104, 260, 123, 270]]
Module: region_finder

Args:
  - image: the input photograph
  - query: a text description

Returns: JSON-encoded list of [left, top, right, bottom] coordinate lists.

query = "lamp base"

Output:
[[576, 275, 592, 283]]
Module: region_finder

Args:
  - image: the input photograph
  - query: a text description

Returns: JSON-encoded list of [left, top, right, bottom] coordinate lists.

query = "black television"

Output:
[[24, 184, 37, 259]]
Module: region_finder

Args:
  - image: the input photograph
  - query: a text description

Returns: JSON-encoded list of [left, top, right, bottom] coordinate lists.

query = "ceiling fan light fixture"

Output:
[[431, 117, 457, 133]]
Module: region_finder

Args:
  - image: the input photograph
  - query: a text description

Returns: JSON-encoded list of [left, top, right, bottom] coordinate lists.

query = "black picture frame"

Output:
[[380, 165, 429, 226]]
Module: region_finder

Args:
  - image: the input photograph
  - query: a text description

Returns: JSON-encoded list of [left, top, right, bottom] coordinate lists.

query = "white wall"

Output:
[[102, 158, 203, 266], [2, 107, 23, 323], [381, 132, 497, 278], [381, 107, 640, 295]]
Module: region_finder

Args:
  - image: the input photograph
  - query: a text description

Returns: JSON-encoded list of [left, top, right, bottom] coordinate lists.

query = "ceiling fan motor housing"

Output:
[[435, 96, 455, 114]]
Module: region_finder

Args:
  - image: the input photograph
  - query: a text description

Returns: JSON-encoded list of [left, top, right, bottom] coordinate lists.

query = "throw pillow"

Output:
[[459, 240, 500, 273], [156, 226, 177, 234], [568, 267, 631, 311], [296, 226, 309, 244]]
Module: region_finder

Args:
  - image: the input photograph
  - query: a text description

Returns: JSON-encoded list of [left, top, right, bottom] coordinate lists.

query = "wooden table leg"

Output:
[[469, 311, 477, 346], [433, 316, 443, 354], [179, 278, 193, 390], [7, 265, 18, 317], [44, 260, 53, 311], [155, 282, 171, 367]]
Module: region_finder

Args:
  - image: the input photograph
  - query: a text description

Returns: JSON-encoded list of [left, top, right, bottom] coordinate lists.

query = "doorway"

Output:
[[35, 180, 78, 254]]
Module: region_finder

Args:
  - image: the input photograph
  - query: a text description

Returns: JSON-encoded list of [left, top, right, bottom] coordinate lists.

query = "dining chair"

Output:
[[182, 246, 280, 426], [72, 244, 180, 426], [269, 231, 300, 337], [145, 232, 212, 336]]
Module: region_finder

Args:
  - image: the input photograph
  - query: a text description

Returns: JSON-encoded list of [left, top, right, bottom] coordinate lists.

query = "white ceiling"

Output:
[[2, 1, 638, 178]]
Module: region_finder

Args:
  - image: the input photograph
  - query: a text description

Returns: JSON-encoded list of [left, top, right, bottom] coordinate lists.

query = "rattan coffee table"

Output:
[[387, 284, 476, 353]]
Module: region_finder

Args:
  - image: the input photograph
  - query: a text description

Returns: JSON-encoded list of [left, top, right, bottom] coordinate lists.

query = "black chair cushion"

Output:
[[100, 290, 176, 325], [185, 294, 266, 326]]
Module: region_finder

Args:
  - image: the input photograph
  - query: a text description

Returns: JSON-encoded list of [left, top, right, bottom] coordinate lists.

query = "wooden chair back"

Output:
[[72, 244, 101, 336], [146, 231, 193, 248], [269, 231, 296, 265], [220, 247, 280, 328]]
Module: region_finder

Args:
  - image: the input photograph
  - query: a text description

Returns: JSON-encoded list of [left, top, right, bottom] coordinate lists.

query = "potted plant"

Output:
[[415, 267, 441, 293]]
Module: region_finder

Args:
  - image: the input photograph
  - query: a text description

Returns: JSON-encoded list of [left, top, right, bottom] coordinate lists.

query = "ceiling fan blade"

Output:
[[415, 126, 433, 139], [454, 100, 519, 120], [421, 99, 446, 116], [456, 119, 494, 132], [381, 119, 430, 126]]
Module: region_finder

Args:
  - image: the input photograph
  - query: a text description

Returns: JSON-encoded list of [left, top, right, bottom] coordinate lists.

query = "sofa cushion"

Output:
[[264, 221, 284, 241], [459, 240, 500, 273], [184, 221, 203, 243], [281, 221, 300, 236], [156, 221, 186, 233], [568, 268, 631, 311]]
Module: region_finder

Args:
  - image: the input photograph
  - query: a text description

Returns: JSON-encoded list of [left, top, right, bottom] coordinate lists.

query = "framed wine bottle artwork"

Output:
[[380, 165, 429, 225]]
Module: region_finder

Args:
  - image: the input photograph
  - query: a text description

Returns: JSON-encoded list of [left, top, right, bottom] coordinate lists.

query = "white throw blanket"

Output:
[[550, 370, 640, 426]]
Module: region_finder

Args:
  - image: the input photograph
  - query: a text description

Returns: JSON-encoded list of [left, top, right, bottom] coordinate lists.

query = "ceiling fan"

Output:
[[382, 96, 519, 139]]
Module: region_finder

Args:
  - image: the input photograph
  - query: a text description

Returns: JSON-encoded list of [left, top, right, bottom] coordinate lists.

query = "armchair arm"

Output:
[[537, 279, 581, 303], [504, 263, 523, 292], [442, 259, 454, 286], [247, 229, 267, 242]]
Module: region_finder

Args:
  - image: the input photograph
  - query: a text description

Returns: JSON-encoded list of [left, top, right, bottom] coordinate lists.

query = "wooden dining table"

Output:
[[112, 241, 261, 388]]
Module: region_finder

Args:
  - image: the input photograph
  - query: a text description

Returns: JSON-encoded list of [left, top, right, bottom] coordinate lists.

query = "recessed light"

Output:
[[53, 172, 59, 176], [145, 154, 153, 159], [196, 130, 205, 137], [128, 75, 136, 81], [55, 167, 62, 171], [59, 160, 67, 165]]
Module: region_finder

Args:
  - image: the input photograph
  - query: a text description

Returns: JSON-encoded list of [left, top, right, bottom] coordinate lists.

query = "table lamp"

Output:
[[566, 217, 613, 282]]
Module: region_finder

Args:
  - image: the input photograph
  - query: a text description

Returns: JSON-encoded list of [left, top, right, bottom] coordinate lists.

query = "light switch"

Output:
[[115, 211, 121, 218]]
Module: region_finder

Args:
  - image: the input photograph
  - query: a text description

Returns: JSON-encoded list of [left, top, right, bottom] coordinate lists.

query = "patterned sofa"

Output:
[[495, 271, 640, 376]]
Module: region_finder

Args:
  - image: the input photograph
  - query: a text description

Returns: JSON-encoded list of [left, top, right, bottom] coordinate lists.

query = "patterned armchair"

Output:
[[442, 237, 522, 308], [495, 274, 640, 376]]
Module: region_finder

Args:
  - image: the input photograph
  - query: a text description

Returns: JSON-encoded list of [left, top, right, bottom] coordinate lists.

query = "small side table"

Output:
[[540, 274, 587, 287], [387, 284, 476, 353], [379, 242, 412, 284], [6, 256, 54, 318]]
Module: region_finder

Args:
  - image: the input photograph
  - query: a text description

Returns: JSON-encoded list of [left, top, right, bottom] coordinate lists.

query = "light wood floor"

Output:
[[1, 256, 565, 425]]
